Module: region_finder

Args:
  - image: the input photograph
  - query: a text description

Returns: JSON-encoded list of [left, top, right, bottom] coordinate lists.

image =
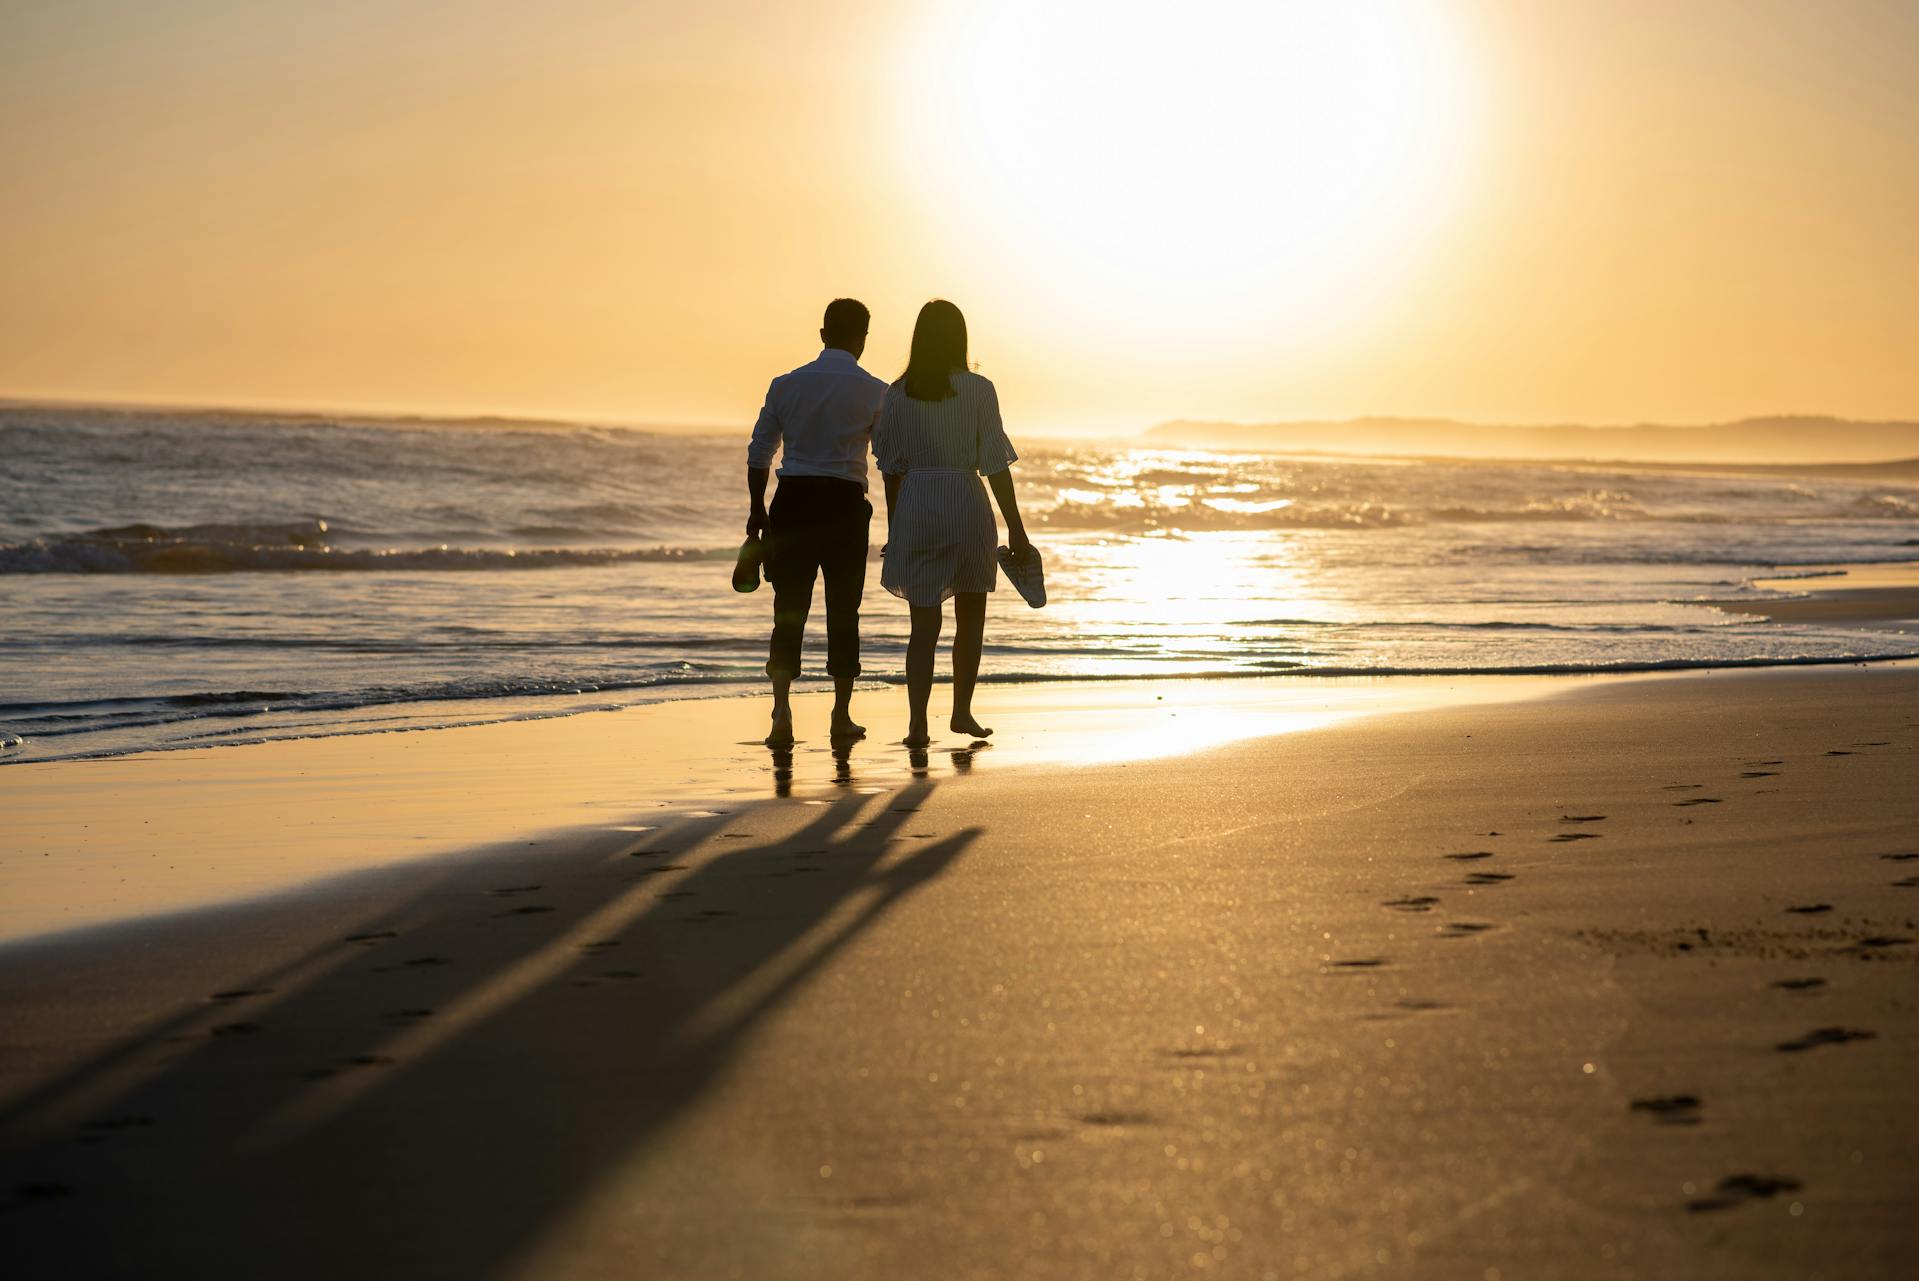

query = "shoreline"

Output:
[[8, 553, 1917, 769], [1717, 561, 1919, 626]]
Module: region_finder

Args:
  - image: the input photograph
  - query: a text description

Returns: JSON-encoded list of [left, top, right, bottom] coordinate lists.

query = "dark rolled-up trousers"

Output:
[[764, 475, 871, 681]]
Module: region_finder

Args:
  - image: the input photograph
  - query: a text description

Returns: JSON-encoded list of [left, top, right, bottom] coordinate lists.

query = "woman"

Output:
[[875, 300, 1033, 747]]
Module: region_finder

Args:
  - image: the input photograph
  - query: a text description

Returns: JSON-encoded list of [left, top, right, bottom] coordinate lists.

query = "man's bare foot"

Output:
[[950, 713, 993, 739], [765, 713, 794, 747], [904, 720, 931, 748], [830, 715, 866, 742]]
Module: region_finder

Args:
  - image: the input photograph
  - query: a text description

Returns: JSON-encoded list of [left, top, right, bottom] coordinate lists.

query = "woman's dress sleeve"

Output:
[[974, 378, 1019, 476]]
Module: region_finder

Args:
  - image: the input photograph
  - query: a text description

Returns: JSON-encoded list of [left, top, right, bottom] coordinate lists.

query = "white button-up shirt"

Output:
[[746, 348, 889, 490]]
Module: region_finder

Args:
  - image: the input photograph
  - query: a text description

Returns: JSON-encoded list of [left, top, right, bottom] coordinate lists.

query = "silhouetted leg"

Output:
[[764, 512, 821, 746], [950, 591, 991, 738], [820, 500, 870, 740], [906, 603, 942, 746]]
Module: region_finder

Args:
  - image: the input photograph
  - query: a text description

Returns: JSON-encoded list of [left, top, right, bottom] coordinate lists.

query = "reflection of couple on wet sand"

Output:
[[745, 297, 1036, 749]]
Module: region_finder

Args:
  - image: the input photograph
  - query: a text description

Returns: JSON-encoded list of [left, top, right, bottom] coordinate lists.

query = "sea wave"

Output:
[[0, 521, 730, 573]]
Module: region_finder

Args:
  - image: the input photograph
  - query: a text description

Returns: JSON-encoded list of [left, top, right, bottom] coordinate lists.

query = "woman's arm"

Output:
[[883, 472, 901, 526], [987, 468, 1031, 554]]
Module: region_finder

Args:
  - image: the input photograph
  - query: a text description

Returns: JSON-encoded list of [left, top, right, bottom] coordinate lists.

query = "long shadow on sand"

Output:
[[2, 782, 974, 1279]]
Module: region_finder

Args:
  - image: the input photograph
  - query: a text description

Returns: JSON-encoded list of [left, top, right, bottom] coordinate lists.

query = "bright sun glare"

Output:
[[902, 1, 1476, 333]]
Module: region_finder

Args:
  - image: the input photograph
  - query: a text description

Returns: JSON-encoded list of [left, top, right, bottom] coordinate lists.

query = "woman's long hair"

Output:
[[901, 299, 967, 402]]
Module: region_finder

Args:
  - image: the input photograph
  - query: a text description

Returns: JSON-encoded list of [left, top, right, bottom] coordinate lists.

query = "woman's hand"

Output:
[[1005, 530, 1034, 560]]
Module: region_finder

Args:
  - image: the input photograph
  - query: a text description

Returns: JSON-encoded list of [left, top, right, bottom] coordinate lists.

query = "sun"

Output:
[[896, 0, 1478, 335]]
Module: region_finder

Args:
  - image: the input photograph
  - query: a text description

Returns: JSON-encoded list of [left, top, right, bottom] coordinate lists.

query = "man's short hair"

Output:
[[822, 298, 870, 345]]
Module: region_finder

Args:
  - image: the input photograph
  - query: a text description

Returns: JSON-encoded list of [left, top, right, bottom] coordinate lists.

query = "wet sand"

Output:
[[2, 665, 1916, 1279]]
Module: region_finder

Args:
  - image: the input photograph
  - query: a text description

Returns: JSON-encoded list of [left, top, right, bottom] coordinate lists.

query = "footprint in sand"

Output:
[[578, 939, 622, 953], [1079, 1111, 1154, 1128], [344, 930, 399, 944], [82, 1115, 155, 1136], [380, 1008, 433, 1026], [1444, 851, 1495, 861], [1383, 896, 1440, 913], [1662, 784, 1705, 791], [1771, 977, 1826, 993], [1848, 936, 1915, 952], [1465, 872, 1515, 885], [1630, 1094, 1703, 1126], [1776, 1026, 1875, 1053], [305, 1055, 397, 1081], [1673, 798, 1723, 807], [1395, 998, 1450, 1012], [1688, 1174, 1801, 1213], [632, 864, 689, 876], [1881, 852, 1919, 862], [1550, 832, 1601, 842], [628, 848, 675, 858], [1739, 771, 1778, 778], [1561, 815, 1606, 823], [486, 885, 542, 897], [1744, 760, 1785, 766], [1784, 904, 1833, 915], [1439, 921, 1496, 938], [209, 988, 273, 1001], [492, 904, 554, 918], [1892, 876, 1919, 889], [400, 955, 449, 968], [14, 1182, 72, 1202], [1327, 957, 1389, 970], [657, 890, 696, 900], [1825, 750, 1854, 757]]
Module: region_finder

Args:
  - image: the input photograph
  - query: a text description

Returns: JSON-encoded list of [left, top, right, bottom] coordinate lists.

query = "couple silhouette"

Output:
[[744, 298, 1035, 749]]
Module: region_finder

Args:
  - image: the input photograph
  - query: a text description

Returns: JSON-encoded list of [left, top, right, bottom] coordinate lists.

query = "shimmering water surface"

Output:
[[4, 405, 1916, 762]]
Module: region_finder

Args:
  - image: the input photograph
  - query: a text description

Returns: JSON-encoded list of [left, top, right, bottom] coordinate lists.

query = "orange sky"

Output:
[[2, 0, 1916, 435]]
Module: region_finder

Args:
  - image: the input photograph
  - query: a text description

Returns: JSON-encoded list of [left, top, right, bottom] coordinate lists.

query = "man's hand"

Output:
[[746, 509, 767, 542]]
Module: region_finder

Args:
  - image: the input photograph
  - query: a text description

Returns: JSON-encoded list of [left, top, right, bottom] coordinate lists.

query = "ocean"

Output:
[[3, 404, 1916, 764]]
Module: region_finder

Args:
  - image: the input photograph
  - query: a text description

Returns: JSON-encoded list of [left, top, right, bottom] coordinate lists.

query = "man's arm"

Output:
[[747, 466, 770, 540], [746, 380, 781, 539]]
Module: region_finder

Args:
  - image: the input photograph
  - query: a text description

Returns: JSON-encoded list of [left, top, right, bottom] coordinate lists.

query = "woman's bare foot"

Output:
[[765, 712, 794, 747], [950, 713, 993, 739], [830, 714, 866, 742], [904, 719, 931, 748]]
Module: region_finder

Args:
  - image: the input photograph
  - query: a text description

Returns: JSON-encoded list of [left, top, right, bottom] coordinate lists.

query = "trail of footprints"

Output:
[[1344, 739, 1910, 1215]]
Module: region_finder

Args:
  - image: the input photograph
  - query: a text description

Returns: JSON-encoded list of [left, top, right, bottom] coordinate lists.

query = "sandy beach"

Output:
[[4, 654, 1916, 1279]]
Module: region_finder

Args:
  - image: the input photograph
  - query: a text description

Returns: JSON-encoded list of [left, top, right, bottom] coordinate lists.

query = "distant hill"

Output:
[[1145, 416, 1919, 465]]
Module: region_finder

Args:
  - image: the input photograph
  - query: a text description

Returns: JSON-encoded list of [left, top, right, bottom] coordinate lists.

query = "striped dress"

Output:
[[874, 371, 1019, 607]]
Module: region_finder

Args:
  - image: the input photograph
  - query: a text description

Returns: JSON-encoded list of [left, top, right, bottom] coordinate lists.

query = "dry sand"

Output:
[[2, 665, 1916, 1279]]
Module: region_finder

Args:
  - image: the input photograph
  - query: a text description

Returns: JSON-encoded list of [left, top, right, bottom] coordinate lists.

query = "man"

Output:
[[746, 298, 888, 746]]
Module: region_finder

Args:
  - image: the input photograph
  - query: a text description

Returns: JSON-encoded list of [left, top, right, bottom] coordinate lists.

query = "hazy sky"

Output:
[[3, 0, 1916, 434]]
